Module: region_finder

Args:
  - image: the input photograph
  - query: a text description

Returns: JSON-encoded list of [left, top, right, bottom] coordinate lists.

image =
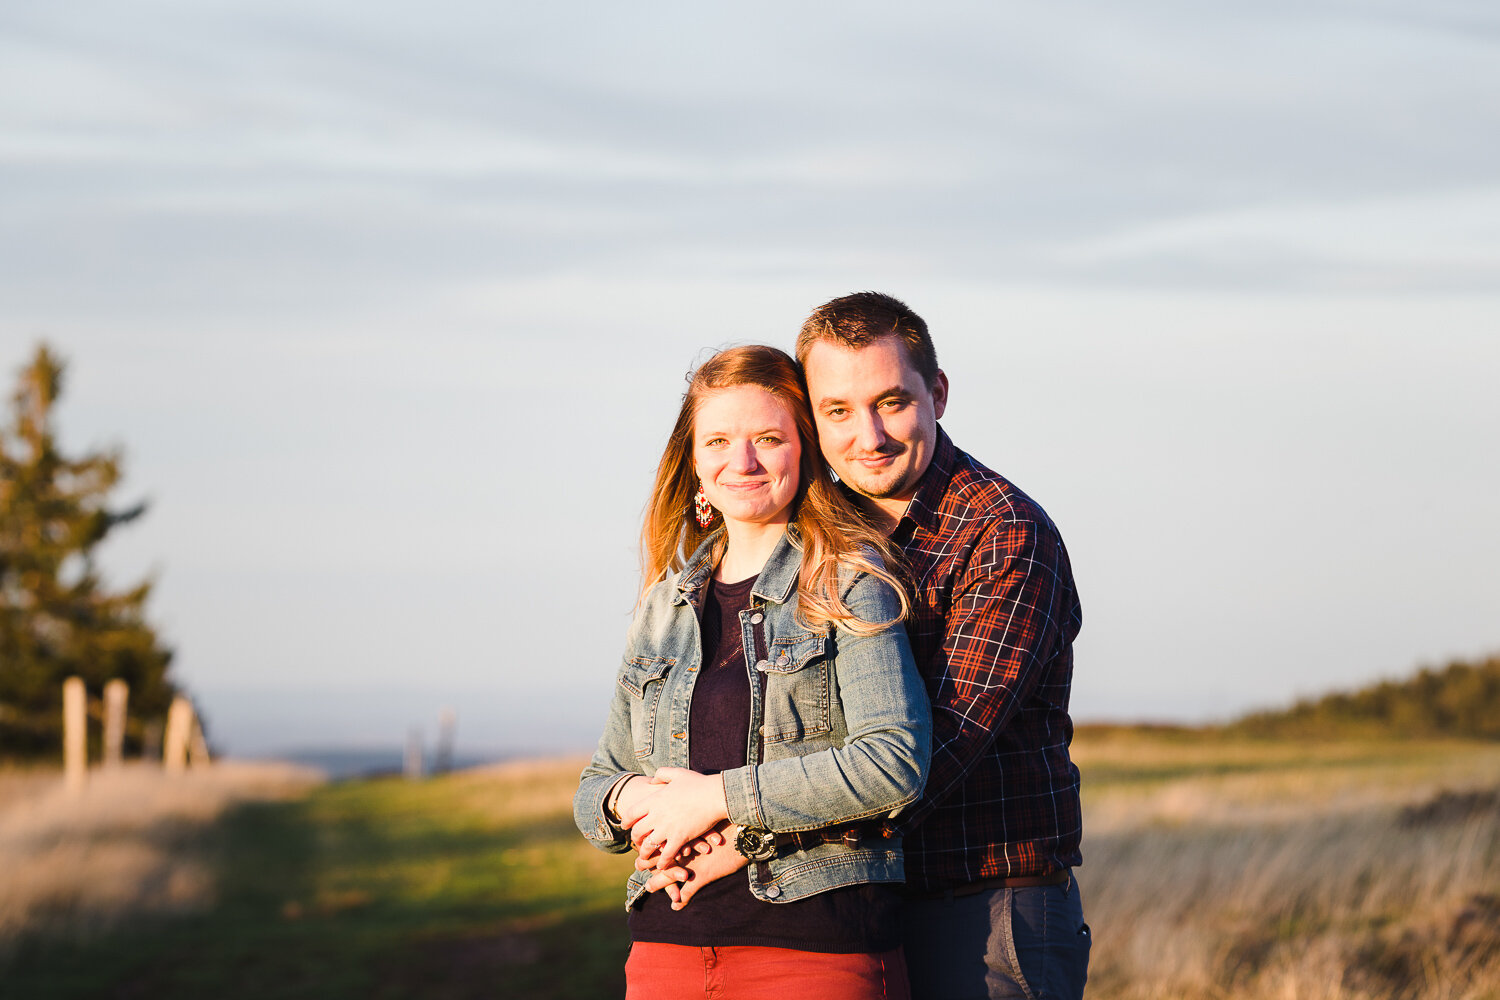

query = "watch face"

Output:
[[735, 826, 777, 861]]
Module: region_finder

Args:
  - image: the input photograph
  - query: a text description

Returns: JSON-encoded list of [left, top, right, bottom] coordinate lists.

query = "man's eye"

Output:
[[880, 399, 908, 411], [756, 435, 782, 445], [824, 407, 847, 418]]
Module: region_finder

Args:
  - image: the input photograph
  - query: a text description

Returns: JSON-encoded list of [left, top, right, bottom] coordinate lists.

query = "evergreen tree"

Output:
[[0, 345, 176, 757]]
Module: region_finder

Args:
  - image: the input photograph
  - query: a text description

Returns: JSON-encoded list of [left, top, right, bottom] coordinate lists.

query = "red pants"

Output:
[[625, 942, 910, 1000]]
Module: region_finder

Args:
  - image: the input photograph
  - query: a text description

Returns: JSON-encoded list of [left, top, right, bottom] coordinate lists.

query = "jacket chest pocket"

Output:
[[618, 655, 675, 759], [758, 633, 832, 744]]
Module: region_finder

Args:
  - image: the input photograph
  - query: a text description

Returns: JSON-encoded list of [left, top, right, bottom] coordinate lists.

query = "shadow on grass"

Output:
[[1, 790, 632, 1000], [370, 908, 627, 1000]]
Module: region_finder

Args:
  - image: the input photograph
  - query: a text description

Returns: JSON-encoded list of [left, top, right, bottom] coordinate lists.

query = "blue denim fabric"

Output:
[[901, 876, 1090, 1000], [575, 529, 931, 909]]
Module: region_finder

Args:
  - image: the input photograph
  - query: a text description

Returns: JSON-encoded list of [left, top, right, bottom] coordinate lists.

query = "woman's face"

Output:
[[692, 385, 802, 532]]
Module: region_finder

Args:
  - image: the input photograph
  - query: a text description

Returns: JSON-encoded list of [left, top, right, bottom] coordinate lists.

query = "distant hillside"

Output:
[[1228, 653, 1500, 740]]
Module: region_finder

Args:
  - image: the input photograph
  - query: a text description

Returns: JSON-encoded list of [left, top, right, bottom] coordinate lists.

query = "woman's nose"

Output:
[[729, 441, 760, 473]]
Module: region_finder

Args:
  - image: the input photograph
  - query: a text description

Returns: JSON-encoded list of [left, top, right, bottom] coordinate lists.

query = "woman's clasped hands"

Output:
[[615, 767, 747, 909]]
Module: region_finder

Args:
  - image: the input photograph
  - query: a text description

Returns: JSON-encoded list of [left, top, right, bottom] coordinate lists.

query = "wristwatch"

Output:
[[733, 824, 777, 861]]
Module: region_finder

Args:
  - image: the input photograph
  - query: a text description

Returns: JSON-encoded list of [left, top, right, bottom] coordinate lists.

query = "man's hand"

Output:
[[640, 821, 749, 910], [620, 767, 729, 867]]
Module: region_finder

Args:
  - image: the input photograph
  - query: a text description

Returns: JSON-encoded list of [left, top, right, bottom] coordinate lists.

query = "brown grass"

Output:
[[4, 740, 1497, 1000], [1074, 736, 1500, 1000], [0, 761, 321, 949]]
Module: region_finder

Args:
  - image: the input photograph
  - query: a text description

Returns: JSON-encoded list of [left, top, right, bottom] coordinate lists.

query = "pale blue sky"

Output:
[[3, 1, 1497, 757]]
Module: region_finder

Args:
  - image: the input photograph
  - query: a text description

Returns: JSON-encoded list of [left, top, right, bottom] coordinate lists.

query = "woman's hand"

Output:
[[611, 774, 652, 824], [620, 767, 730, 868], [641, 821, 749, 909]]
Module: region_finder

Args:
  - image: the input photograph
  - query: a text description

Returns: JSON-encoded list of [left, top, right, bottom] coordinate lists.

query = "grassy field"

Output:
[[1073, 732, 1500, 1000], [1, 759, 635, 999], [3, 735, 1498, 999]]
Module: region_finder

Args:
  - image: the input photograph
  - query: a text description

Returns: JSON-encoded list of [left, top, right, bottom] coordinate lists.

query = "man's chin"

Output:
[[841, 470, 911, 502]]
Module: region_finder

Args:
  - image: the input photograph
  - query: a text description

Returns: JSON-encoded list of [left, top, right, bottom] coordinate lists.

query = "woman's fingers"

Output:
[[630, 821, 661, 854], [659, 834, 690, 866], [617, 792, 656, 831]]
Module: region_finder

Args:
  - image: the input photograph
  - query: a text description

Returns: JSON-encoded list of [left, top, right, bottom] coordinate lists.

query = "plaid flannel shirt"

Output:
[[886, 427, 1083, 890]]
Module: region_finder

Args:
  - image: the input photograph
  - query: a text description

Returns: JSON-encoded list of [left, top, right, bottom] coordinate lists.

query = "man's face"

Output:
[[803, 336, 948, 514]]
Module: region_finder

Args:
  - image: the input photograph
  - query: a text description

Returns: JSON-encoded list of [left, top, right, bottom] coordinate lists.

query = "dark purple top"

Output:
[[628, 574, 900, 953]]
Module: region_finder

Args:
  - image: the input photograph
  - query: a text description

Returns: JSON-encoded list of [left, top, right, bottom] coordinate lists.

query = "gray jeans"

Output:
[[901, 875, 1091, 1000]]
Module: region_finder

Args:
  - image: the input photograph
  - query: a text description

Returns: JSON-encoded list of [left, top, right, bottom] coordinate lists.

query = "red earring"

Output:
[[693, 484, 714, 527]]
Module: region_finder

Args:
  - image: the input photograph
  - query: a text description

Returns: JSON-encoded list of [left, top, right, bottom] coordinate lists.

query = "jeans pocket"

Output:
[[1005, 884, 1090, 1000]]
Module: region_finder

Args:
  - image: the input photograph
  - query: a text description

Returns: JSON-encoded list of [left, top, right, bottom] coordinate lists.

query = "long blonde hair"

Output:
[[640, 345, 909, 635]]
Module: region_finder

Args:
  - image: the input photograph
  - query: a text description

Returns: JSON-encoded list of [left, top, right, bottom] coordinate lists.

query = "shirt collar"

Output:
[[897, 423, 959, 535]]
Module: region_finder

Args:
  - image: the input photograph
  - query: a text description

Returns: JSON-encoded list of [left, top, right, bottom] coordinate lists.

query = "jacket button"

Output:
[[750, 612, 764, 624], [776, 654, 789, 666], [755, 659, 769, 671], [764, 884, 782, 899]]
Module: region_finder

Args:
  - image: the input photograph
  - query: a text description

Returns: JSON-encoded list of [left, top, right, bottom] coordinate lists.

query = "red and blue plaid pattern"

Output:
[[888, 427, 1083, 890]]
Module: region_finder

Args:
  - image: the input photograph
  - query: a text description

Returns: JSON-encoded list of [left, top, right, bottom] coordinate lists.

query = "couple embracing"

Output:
[[574, 292, 1089, 1000]]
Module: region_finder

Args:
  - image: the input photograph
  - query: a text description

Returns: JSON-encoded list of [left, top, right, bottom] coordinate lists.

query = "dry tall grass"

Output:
[[1073, 736, 1500, 1000], [4, 741, 1497, 1000], [0, 761, 321, 951]]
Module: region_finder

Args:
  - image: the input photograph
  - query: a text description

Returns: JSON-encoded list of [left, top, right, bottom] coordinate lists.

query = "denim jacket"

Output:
[[574, 529, 931, 909]]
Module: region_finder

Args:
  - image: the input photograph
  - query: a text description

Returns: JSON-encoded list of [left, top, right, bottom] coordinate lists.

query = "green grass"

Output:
[[1, 759, 637, 1000], [6, 736, 1499, 999]]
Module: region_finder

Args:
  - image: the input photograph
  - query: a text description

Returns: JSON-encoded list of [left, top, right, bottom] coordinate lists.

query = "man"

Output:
[[642, 292, 1089, 999], [796, 291, 1088, 1000]]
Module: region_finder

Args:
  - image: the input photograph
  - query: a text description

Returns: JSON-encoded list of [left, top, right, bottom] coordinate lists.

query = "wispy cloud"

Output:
[[2, 0, 1497, 751]]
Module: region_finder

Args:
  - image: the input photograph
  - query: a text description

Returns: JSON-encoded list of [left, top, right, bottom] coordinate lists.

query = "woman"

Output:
[[574, 345, 931, 1000]]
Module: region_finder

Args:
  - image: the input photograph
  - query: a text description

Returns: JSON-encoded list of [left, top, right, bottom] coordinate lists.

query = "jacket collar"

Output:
[[674, 527, 800, 607]]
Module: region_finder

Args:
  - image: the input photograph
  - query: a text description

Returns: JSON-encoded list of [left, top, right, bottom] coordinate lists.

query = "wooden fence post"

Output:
[[103, 679, 129, 768], [63, 676, 87, 793], [163, 696, 194, 774], [404, 726, 424, 781]]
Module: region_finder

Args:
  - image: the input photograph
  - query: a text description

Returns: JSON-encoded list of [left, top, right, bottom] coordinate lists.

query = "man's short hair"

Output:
[[795, 291, 940, 388]]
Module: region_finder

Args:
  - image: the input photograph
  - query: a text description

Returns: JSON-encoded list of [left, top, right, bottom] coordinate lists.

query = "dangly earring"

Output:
[[693, 483, 715, 527]]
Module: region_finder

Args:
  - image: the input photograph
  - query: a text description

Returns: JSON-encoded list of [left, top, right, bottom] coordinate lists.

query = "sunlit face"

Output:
[[692, 385, 802, 532], [803, 336, 948, 512]]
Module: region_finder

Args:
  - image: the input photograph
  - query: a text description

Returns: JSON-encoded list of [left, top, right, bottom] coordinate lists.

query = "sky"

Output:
[[2, 0, 1497, 759]]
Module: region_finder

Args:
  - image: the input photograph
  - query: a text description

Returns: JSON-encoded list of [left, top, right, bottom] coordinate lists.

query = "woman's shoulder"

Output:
[[833, 544, 893, 589], [634, 571, 685, 618]]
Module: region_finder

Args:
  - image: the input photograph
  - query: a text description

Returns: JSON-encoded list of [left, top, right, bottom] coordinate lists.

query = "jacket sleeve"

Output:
[[720, 570, 932, 832], [573, 654, 648, 853]]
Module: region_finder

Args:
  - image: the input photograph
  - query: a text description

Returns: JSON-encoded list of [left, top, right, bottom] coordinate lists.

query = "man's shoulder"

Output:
[[933, 439, 1055, 534]]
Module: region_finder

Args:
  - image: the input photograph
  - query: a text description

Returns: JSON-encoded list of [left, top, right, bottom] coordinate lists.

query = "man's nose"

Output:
[[853, 411, 889, 454]]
